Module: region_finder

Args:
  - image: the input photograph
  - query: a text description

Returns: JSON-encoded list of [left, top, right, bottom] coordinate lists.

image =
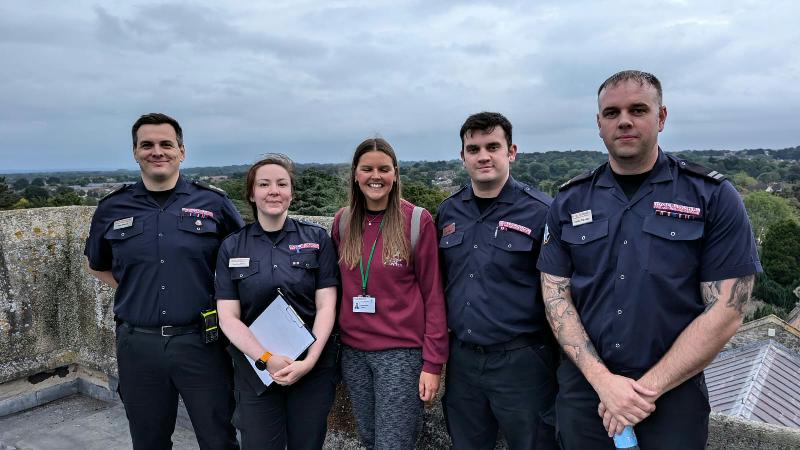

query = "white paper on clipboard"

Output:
[[245, 293, 316, 386]]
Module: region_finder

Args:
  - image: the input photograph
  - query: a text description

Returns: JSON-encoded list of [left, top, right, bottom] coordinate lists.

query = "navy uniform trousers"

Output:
[[116, 325, 238, 450]]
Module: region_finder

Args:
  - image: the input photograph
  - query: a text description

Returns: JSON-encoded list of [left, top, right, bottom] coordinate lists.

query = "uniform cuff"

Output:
[[316, 277, 340, 290], [536, 261, 572, 279], [214, 290, 240, 301], [422, 361, 443, 375], [700, 261, 762, 282]]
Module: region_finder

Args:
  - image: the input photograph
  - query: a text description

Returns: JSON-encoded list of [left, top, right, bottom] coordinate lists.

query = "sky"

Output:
[[1, 0, 798, 172]]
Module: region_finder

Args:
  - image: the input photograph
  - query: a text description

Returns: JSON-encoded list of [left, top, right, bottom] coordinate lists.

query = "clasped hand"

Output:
[[594, 373, 658, 437]]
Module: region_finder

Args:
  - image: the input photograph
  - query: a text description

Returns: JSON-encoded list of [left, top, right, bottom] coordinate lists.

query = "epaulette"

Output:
[[559, 168, 597, 191], [521, 184, 552, 206], [98, 183, 131, 202], [440, 184, 469, 203], [192, 179, 228, 195], [677, 160, 726, 183], [297, 218, 327, 230]]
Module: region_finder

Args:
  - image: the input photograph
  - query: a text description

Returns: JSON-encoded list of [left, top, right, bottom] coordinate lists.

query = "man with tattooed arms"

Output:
[[537, 70, 761, 449]]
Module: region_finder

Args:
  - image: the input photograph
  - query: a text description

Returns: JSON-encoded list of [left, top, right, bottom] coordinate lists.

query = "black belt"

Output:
[[121, 322, 200, 337], [456, 332, 549, 353]]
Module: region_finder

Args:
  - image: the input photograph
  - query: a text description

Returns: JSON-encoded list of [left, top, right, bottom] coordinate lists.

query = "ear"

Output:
[[508, 144, 517, 162], [658, 105, 667, 132], [179, 144, 186, 162]]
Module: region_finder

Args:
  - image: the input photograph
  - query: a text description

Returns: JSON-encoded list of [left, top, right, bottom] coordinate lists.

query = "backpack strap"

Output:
[[338, 207, 351, 244], [410, 206, 423, 257]]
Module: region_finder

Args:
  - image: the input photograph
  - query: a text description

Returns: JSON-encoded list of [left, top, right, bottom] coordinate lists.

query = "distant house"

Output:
[[725, 314, 800, 354], [766, 182, 784, 193], [788, 302, 800, 330], [707, 340, 800, 429]]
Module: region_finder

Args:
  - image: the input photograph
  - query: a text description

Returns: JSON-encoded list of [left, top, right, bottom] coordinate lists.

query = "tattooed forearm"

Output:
[[541, 273, 602, 367], [700, 280, 722, 313], [727, 275, 754, 316]]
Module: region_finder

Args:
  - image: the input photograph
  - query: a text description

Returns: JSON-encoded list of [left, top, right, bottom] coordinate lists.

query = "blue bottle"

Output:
[[613, 426, 640, 449]]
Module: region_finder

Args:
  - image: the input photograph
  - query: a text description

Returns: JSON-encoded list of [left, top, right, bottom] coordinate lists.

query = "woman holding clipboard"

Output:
[[333, 138, 448, 449], [215, 154, 339, 450]]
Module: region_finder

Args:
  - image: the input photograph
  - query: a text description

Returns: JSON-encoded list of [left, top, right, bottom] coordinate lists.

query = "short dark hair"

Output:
[[598, 70, 663, 106], [460, 112, 513, 149], [244, 153, 296, 220], [131, 113, 184, 147]]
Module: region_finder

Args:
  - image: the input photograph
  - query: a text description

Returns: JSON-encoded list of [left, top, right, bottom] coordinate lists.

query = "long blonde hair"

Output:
[[339, 138, 409, 269]]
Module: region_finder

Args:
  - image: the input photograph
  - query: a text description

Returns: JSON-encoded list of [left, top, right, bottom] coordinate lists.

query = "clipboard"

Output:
[[245, 293, 316, 386]]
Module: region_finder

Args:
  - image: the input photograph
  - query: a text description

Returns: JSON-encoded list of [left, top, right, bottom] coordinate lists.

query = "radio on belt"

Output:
[[201, 309, 219, 344]]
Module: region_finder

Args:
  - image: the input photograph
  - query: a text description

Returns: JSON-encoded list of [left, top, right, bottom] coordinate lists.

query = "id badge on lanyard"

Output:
[[354, 217, 383, 314]]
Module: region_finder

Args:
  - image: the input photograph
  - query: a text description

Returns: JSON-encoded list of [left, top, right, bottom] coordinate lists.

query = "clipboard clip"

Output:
[[277, 287, 305, 327]]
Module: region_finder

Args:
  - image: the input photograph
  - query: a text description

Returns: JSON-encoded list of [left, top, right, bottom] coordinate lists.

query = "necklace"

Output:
[[366, 212, 384, 226]]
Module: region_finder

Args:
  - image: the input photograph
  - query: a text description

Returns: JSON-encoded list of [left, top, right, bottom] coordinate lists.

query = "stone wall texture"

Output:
[[2, 206, 800, 449]]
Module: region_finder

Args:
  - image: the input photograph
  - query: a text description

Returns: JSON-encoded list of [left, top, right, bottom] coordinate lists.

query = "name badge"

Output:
[[229, 258, 250, 268], [353, 295, 376, 314], [113, 217, 134, 230], [571, 210, 593, 226]]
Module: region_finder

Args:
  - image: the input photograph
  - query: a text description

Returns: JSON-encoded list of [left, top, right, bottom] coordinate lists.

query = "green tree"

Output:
[[48, 190, 84, 206], [743, 191, 800, 243], [761, 219, 800, 286], [402, 182, 449, 216], [23, 185, 50, 206], [731, 171, 759, 192], [12, 178, 29, 190], [46, 176, 61, 185], [0, 177, 21, 209], [292, 169, 347, 216], [752, 273, 797, 310], [30, 177, 45, 187]]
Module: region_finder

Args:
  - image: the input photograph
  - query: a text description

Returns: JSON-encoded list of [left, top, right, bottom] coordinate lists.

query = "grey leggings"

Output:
[[341, 345, 423, 450]]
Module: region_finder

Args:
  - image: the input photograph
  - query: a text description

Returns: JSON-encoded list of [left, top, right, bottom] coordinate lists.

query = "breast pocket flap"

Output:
[[230, 261, 260, 280], [491, 229, 534, 252], [643, 215, 703, 241], [177, 217, 219, 235], [104, 220, 144, 241], [561, 219, 609, 245], [290, 253, 319, 269], [439, 231, 464, 249]]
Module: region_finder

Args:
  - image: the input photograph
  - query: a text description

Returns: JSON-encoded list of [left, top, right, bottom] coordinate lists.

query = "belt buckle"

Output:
[[161, 325, 172, 337]]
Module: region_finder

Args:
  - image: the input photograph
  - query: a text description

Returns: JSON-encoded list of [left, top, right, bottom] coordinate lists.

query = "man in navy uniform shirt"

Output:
[[437, 112, 558, 449], [85, 113, 242, 450], [538, 71, 761, 449]]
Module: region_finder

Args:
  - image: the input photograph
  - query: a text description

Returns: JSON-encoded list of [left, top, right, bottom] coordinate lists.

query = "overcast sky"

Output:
[[1, 0, 798, 172]]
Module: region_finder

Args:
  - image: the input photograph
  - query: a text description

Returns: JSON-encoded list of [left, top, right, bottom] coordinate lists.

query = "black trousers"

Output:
[[556, 358, 710, 450], [232, 338, 339, 450], [442, 336, 559, 450], [116, 325, 238, 450]]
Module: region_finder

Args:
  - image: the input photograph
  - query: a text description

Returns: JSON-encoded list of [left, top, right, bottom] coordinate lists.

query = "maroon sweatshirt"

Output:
[[333, 200, 449, 374]]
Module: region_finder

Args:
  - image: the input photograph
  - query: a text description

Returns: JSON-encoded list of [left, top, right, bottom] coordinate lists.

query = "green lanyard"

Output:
[[359, 217, 384, 295]]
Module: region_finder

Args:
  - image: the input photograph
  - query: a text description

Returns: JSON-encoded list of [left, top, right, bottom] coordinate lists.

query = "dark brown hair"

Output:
[[131, 113, 183, 147]]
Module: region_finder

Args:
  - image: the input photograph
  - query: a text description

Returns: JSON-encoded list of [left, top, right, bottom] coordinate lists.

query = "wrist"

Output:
[[255, 351, 272, 371]]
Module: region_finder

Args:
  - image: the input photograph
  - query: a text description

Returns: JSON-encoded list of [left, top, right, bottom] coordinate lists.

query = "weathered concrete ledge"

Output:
[[2, 206, 800, 449]]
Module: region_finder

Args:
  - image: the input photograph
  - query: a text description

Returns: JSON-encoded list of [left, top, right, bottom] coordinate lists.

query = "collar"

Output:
[[131, 175, 190, 197], [596, 148, 673, 188], [461, 176, 520, 204], [250, 216, 297, 236]]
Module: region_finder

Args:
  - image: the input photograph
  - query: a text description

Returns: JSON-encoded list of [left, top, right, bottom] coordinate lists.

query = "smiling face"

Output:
[[249, 164, 292, 222], [355, 150, 397, 210], [597, 79, 667, 173], [133, 124, 185, 187]]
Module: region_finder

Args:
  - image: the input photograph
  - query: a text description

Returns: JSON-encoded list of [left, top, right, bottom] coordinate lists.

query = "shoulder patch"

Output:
[[559, 168, 597, 191], [521, 185, 552, 205], [98, 184, 131, 202], [192, 179, 227, 195], [677, 160, 727, 183]]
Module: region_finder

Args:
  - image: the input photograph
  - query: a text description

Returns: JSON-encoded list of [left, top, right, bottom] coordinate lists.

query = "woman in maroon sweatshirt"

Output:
[[332, 137, 448, 450]]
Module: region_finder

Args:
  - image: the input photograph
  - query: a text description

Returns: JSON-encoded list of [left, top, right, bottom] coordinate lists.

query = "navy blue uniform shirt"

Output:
[[437, 177, 552, 346], [537, 150, 761, 371], [84, 176, 244, 327], [214, 218, 339, 327]]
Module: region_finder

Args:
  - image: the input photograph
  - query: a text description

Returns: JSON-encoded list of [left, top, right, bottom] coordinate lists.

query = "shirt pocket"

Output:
[[439, 231, 464, 249], [104, 220, 145, 263], [642, 215, 703, 276], [491, 229, 535, 272], [230, 261, 260, 281], [561, 219, 609, 275], [176, 216, 220, 258]]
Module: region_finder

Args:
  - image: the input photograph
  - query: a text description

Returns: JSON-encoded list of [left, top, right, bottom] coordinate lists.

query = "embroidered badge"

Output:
[[653, 202, 702, 219], [181, 208, 214, 218], [289, 243, 320, 252], [442, 222, 456, 237], [498, 220, 532, 236]]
